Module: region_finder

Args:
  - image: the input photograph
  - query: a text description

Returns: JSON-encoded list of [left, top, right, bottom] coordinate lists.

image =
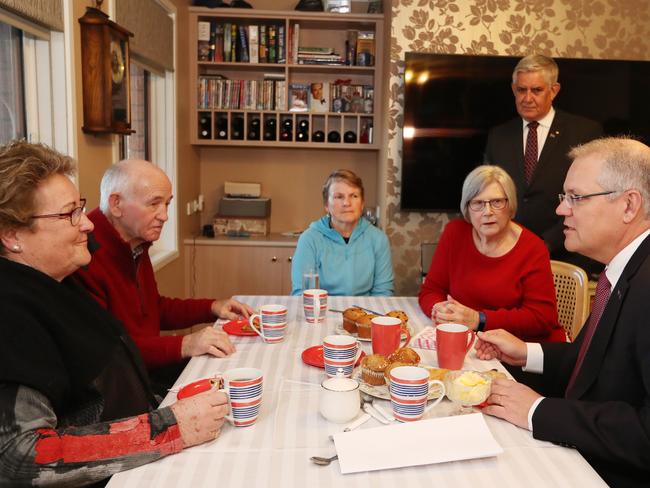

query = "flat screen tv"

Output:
[[401, 53, 650, 212]]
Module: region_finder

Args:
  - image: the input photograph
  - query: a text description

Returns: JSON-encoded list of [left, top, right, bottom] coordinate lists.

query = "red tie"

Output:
[[524, 121, 539, 185], [565, 271, 611, 397]]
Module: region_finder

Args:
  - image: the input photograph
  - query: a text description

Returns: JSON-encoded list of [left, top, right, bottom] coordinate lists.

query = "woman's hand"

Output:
[[171, 390, 229, 448], [432, 295, 479, 329]]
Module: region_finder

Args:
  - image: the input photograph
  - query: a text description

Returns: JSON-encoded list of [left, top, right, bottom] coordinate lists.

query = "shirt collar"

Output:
[[604, 229, 650, 289], [521, 106, 555, 130]]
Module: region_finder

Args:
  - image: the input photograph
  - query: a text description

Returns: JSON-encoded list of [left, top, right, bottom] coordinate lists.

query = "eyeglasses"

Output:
[[468, 198, 508, 212], [31, 198, 87, 226], [558, 191, 618, 208]]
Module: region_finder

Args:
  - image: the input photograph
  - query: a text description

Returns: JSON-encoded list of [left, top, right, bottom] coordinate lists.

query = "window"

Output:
[[120, 59, 177, 271], [0, 15, 67, 153]]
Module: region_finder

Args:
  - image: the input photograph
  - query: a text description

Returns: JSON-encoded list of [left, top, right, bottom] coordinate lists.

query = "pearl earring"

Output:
[[12, 244, 21, 252]]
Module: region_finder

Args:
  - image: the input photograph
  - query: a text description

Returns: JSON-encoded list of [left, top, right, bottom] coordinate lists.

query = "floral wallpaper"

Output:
[[386, 0, 650, 295]]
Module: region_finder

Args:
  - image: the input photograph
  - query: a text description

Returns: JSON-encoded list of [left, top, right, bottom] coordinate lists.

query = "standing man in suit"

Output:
[[484, 54, 603, 276], [475, 137, 650, 487]]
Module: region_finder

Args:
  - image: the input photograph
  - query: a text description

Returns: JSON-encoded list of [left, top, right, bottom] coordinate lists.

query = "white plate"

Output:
[[336, 326, 412, 343], [353, 366, 443, 400]]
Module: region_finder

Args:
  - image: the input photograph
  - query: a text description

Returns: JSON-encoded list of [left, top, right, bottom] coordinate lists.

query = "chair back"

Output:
[[421, 242, 437, 280], [550, 260, 590, 341]]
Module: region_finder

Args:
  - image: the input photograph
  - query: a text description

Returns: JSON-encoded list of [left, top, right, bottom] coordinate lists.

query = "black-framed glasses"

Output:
[[31, 198, 87, 226], [558, 191, 618, 208], [468, 198, 508, 212]]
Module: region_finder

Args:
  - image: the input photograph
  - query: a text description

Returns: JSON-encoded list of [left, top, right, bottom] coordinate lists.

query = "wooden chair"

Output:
[[550, 260, 590, 341], [420, 242, 437, 281]]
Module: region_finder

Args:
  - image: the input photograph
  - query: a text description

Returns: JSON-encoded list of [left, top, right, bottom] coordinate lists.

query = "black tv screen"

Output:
[[401, 53, 650, 212]]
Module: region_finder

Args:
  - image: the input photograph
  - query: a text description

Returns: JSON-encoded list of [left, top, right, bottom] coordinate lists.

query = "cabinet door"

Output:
[[186, 245, 294, 298]]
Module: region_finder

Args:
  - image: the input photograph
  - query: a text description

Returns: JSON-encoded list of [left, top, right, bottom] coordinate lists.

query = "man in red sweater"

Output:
[[75, 159, 252, 394]]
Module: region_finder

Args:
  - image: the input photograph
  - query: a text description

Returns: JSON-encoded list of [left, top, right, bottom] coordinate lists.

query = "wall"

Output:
[[200, 147, 378, 232], [386, 0, 650, 295]]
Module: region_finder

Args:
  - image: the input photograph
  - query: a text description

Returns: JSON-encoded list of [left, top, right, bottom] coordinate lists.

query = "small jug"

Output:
[[319, 370, 360, 423]]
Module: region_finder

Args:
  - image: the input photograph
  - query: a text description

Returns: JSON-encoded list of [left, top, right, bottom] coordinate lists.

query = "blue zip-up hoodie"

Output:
[[291, 216, 394, 296]]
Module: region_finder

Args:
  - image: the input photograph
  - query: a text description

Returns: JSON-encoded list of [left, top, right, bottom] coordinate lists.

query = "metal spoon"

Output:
[[310, 454, 338, 466]]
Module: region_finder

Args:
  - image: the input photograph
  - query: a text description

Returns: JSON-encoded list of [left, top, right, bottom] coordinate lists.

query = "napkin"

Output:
[[412, 326, 436, 350], [333, 413, 502, 474]]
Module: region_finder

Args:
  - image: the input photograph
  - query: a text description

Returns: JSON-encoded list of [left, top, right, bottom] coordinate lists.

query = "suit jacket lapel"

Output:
[[568, 235, 650, 399], [506, 118, 526, 192]]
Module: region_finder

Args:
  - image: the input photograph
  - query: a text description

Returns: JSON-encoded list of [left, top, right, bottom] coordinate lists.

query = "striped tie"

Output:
[[524, 121, 539, 185]]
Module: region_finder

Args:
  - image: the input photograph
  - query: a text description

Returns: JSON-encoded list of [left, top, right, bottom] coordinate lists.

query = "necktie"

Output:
[[524, 121, 539, 185], [565, 271, 611, 397]]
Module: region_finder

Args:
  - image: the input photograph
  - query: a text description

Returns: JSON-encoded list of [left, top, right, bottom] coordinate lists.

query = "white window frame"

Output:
[[1, 7, 69, 154]]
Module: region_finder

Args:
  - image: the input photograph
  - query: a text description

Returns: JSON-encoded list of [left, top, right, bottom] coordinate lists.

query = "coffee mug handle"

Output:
[[221, 389, 235, 424], [424, 380, 446, 413], [354, 340, 363, 363], [399, 326, 411, 348], [465, 330, 476, 353], [249, 314, 267, 340]]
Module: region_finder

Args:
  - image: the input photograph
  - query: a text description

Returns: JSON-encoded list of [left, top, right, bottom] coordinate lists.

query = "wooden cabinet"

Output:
[[184, 236, 297, 298], [189, 7, 384, 149]]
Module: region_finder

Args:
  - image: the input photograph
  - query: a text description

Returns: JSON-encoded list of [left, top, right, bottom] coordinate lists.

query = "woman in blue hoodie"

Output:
[[291, 169, 394, 296]]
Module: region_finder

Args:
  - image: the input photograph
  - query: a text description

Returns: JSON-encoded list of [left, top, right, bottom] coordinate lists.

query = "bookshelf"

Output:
[[189, 8, 384, 149]]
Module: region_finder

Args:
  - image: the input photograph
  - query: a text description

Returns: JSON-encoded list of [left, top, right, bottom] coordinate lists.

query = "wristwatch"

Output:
[[477, 311, 487, 332]]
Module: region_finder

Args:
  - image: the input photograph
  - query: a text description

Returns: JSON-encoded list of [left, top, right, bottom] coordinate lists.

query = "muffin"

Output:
[[361, 354, 389, 386], [356, 314, 378, 339], [425, 367, 449, 382], [342, 307, 366, 334], [386, 310, 409, 330], [387, 347, 420, 365]]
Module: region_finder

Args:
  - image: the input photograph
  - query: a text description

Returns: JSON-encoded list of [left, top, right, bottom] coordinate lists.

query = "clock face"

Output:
[[110, 39, 126, 87]]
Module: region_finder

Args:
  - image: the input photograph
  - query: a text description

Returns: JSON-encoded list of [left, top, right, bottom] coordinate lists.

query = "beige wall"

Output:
[[386, 0, 650, 295], [199, 147, 378, 232]]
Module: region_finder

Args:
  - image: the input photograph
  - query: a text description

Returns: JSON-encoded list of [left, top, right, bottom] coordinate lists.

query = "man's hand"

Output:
[[211, 298, 254, 320], [482, 378, 542, 430], [432, 295, 479, 328], [475, 329, 528, 366], [171, 390, 228, 448], [181, 327, 236, 359]]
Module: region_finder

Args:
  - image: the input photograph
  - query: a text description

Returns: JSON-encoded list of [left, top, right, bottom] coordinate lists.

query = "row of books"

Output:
[[198, 77, 287, 111], [198, 21, 286, 64]]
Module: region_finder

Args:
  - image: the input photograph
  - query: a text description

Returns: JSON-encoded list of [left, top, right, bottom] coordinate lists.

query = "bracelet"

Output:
[[477, 311, 487, 332]]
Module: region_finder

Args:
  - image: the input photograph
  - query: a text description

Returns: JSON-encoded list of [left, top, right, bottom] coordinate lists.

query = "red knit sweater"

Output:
[[74, 209, 215, 369], [418, 219, 565, 342]]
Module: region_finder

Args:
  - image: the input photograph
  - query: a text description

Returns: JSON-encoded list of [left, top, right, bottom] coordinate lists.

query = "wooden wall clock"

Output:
[[79, 5, 134, 134]]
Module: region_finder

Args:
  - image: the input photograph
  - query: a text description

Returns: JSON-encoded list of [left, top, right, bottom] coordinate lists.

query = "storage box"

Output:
[[213, 216, 269, 236], [218, 197, 271, 218]]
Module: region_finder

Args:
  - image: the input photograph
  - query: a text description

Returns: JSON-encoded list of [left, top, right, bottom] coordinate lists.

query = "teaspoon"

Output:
[[310, 454, 338, 466]]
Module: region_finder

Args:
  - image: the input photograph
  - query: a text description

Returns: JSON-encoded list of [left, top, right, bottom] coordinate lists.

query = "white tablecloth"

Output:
[[107, 296, 606, 487]]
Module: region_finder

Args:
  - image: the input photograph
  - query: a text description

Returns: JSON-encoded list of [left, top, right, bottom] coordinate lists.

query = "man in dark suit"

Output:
[[475, 137, 650, 487], [484, 54, 603, 276]]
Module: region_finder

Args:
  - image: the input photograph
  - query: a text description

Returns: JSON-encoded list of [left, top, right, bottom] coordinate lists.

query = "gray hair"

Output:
[[512, 54, 559, 86], [99, 161, 134, 214], [569, 137, 650, 218], [460, 165, 518, 221]]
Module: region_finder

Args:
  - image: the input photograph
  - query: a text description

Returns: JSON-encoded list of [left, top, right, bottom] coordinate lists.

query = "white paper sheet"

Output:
[[333, 412, 503, 474]]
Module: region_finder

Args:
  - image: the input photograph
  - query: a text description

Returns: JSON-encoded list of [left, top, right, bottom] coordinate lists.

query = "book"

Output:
[[289, 82, 310, 112], [299, 46, 334, 54], [268, 25, 277, 63], [356, 31, 375, 66], [214, 24, 224, 62], [346, 30, 358, 65], [309, 82, 329, 113], [238, 25, 249, 62], [230, 24, 237, 62], [223, 22, 232, 62], [277, 25, 286, 64], [197, 21, 211, 61], [248, 25, 259, 63], [259, 25, 267, 63], [291, 23, 299, 64]]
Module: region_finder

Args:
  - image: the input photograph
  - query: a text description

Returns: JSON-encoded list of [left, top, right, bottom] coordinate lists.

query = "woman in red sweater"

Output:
[[418, 165, 566, 342]]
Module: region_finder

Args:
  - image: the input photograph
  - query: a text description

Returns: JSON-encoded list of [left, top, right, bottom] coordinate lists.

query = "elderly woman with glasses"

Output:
[[418, 165, 565, 342], [0, 141, 228, 486]]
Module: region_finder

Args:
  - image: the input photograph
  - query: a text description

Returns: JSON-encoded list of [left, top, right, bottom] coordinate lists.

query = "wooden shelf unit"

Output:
[[189, 8, 384, 150]]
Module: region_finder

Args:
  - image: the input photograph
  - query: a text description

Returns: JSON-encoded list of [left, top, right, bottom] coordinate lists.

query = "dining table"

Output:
[[107, 296, 607, 487]]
